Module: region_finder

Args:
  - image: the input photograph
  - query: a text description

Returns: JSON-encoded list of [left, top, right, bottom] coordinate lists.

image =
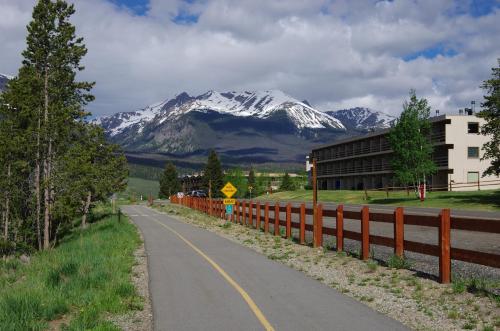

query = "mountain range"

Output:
[[0, 74, 10, 92], [97, 90, 396, 170]]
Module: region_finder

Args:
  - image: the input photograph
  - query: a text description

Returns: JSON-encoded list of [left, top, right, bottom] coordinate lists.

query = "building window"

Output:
[[467, 172, 479, 183], [468, 122, 479, 134], [467, 147, 479, 158]]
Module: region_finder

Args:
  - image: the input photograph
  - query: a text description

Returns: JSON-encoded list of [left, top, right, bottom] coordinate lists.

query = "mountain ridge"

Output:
[[97, 90, 396, 169]]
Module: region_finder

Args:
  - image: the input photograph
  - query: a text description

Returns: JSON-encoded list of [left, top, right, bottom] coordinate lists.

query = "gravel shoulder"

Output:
[[154, 203, 500, 331], [110, 218, 153, 331]]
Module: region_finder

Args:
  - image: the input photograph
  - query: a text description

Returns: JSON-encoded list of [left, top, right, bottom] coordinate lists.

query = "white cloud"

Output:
[[0, 0, 498, 117]]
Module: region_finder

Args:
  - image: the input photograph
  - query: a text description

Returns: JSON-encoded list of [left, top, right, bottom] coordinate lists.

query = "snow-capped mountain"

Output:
[[327, 107, 396, 131], [0, 74, 11, 92], [98, 90, 344, 137], [97, 90, 347, 166]]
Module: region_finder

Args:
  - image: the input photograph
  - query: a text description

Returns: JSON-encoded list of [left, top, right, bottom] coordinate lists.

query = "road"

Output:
[[253, 199, 500, 219], [250, 199, 500, 255], [123, 205, 408, 331]]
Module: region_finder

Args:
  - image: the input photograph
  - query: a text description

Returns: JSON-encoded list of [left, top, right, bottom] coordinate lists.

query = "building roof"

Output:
[[311, 114, 475, 151]]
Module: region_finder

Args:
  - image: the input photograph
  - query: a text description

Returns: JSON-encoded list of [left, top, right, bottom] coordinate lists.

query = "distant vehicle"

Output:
[[190, 190, 207, 198], [176, 192, 185, 199]]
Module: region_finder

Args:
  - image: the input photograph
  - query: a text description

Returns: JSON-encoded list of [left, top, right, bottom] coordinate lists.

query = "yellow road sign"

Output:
[[221, 182, 237, 198], [223, 199, 236, 205]]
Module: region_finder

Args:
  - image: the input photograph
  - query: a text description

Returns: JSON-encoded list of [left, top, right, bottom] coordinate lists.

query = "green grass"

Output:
[[121, 176, 160, 201], [256, 189, 500, 211], [0, 209, 142, 330]]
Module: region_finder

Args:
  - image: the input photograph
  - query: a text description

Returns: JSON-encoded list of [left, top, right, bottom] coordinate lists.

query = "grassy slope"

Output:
[[256, 189, 500, 211], [123, 177, 160, 200], [0, 209, 142, 330]]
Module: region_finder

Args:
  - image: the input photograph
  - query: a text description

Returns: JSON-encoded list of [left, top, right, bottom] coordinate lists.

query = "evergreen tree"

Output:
[[59, 124, 128, 229], [388, 90, 436, 193], [203, 150, 224, 197], [280, 172, 295, 191], [0, 1, 127, 251], [21, 0, 94, 249], [159, 162, 181, 198], [478, 59, 500, 176]]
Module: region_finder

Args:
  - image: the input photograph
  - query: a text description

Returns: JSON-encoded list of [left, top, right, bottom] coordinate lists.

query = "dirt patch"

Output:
[[156, 203, 500, 331]]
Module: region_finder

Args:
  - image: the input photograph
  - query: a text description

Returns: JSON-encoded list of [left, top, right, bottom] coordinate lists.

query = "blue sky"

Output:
[[0, 0, 499, 116]]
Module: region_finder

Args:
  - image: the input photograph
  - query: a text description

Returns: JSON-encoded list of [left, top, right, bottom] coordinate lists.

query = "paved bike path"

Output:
[[123, 205, 408, 331]]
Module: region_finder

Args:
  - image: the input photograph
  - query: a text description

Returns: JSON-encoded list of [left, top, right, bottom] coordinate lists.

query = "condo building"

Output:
[[310, 114, 500, 191]]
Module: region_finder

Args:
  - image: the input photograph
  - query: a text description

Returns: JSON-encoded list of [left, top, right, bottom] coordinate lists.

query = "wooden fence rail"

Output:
[[169, 195, 500, 284]]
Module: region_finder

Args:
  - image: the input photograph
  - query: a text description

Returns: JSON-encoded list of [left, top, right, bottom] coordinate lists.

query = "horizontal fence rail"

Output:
[[169, 195, 500, 284]]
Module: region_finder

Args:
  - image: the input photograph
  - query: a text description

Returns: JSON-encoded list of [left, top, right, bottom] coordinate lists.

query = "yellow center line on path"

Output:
[[130, 206, 275, 331]]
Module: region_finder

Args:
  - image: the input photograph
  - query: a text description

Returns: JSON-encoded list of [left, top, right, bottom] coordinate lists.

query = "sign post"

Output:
[[221, 182, 237, 220]]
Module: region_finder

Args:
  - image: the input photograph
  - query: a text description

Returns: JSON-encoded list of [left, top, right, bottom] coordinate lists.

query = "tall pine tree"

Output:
[[203, 150, 224, 198], [0, 0, 127, 251], [478, 59, 500, 176], [22, 0, 94, 248], [159, 162, 181, 198]]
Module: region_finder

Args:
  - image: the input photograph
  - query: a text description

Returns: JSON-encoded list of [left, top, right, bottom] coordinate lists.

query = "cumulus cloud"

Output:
[[0, 0, 498, 117]]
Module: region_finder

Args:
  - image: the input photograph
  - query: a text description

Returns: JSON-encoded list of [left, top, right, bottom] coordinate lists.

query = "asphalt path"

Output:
[[249, 200, 500, 255], [252, 199, 500, 219], [123, 205, 408, 331]]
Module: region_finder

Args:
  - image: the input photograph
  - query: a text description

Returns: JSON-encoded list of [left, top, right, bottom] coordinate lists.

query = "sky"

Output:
[[0, 0, 499, 117]]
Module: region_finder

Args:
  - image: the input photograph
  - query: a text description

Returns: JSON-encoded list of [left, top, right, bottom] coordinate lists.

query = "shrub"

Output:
[[387, 255, 412, 269]]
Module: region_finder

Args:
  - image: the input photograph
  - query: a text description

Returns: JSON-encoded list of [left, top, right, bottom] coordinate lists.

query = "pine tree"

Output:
[[159, 162, 181, 198], [21, 0, 94, 248], [388, 90, 436, 193], [59, 124, 127, 229], [478, 59, 500, 176], [280, 173, 295, 191], [203, 150, 224, 198]]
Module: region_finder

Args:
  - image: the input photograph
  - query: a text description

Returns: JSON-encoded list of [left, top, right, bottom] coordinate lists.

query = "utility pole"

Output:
[[209, 179, 212, 216], [312, 158, 318, 247]]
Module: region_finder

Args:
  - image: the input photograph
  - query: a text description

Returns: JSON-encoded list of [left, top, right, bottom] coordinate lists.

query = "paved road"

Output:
[[253, 199, 500, 219], [123, 205, 408, 331]]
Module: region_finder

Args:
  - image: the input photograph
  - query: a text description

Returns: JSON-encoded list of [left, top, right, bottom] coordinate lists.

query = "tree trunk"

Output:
[[35, 109, 42, 250], [4, 163, 11, 240], [81, 191, 91, 229], [43, 68, 50, 250]]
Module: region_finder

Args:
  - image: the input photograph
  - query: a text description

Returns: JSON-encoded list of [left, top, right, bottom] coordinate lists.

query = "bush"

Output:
[[387, 255, 412, 269], [0, 239, 15, 256]]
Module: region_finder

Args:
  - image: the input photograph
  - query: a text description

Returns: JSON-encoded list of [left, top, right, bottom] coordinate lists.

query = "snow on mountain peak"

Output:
[[96, 89, 347, 138], [164, 89, 344, 129], [327, 107, 395, 131]]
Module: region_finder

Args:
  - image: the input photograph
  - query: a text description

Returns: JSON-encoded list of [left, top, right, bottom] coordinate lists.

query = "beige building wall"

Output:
[[446, 115, 500, 191]]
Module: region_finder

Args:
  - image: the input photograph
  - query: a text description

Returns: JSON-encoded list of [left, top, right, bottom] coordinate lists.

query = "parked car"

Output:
[[190, 190, 207, 198]]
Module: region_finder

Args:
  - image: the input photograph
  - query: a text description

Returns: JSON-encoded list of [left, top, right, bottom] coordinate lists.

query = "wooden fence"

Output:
[[169, 195, 500, 284]]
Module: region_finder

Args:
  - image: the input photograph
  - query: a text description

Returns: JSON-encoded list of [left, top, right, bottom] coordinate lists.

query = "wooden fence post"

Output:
[[249, 201, 253, 227], [361, 206, 370, 260], [300, 203, 306, 245], [316, 204, 323, 247], [242, 201, 247, 225], [274, 203, 280, 236], [394, 207, 404, 257], [264, 203, 269, 233], [256, 202, 261, 230], [439, 209, 451, 284], [336, 205, 344, 252], [236, 201, 240, 223], [286, 203, 292, 238]]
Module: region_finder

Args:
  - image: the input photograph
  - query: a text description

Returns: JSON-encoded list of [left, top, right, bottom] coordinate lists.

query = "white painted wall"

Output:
[[446, 115, 500, 191]]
